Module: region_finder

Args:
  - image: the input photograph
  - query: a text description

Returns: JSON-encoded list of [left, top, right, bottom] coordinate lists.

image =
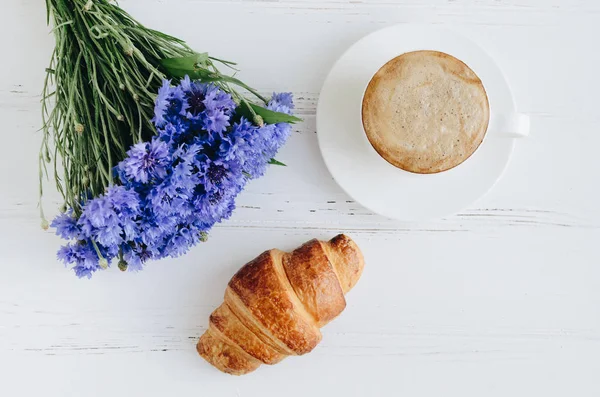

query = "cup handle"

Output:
[[488, 113, 530, 138]]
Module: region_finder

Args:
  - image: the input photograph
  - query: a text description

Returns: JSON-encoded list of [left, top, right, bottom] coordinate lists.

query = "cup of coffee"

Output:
[[316, 25, 530, 221], [361, 50, 529, 175]]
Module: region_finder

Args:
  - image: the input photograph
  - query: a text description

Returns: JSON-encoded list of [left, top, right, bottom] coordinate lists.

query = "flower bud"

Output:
[[117, 114, 125, 121], [133, 94, 140, 102], [75, 123, 84, 134], [253, 115, 264, 127], [83, 0, 93, 12], [119, 83, 126, 91], [60, 203, 67, 213], [118, 260, 128, 272], [41, 219, 49, 230], [200, 232, 209, 242], [99, 258, 109, 270], [82, 176, 89, 186], [124, 47, 134, 57]]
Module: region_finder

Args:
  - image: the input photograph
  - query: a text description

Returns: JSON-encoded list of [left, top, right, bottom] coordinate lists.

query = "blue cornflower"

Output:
[[77, 186, 141, 248], [172, 143, 202, 168], [152, 80, 173, 127], [57, 241, 101, 279], [268, 123, 292, 156], [200, 158, 245, 195], [147, 177, 195, 221], [54, 76, 294, 278], [146, 180, 177, 217], [241, 156, 268, 179], [78, 196, 113, 234], [96, 222, 123, 247], [152, 80, 189, 127], [178, 79, 235, 135], [170, 86, 189, 117], [158, 119, 192, 148], [51, 211, 81, 240], [219, 118, 256, 158], [121, 244, 145, 272], [254, 121, 291, 162], [162, 226, 197, 258], [118, 137, 169, 184], [171, 162, 198, 192], [138, 209, 177, 250], [106, 185, 140, 216], [204, 85, 236, 113], [203, 108, 230, 135], [267, 92, 294, 115], [182, 77, 208, 117], [192, 188, 236, 225], [202, 85, 235, 134]]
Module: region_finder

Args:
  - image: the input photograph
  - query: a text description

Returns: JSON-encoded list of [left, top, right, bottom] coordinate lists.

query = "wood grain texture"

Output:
[[1, 0, 599, 396]]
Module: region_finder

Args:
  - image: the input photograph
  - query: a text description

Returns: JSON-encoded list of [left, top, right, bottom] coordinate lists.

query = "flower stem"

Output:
[[42, 0, 194, 216]]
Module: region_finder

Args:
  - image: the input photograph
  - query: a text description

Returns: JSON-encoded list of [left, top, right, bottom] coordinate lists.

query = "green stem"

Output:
[[41, 0, 277, 223]]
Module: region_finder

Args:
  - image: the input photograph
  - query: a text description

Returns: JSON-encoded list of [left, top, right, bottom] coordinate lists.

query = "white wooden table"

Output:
[[1, 0, 599, 395]]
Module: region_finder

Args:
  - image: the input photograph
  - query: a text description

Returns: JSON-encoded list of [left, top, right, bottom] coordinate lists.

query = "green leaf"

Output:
[[252, 104, 302, 124], [209, 56, 238, 67], [160, 53, 209, 78], [269, 158, 287, 167], [160, 62, 227, 86], [160, 55, 302, 125], [237, 102, 302, 125], [196, 52, 210, 65]]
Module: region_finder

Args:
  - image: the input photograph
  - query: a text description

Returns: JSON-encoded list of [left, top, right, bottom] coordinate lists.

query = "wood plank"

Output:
[[1, 0, 599, 395]]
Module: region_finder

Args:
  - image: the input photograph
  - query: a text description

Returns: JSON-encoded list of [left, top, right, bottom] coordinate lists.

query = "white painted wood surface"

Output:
[[1, 0, 599, 395]]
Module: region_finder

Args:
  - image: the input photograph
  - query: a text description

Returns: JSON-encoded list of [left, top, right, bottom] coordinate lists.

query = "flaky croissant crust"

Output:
[[197, 234, 365, 375]]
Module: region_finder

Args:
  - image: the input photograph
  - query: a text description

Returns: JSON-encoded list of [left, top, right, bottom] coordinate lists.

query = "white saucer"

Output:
[[317, 25, 528, 222]]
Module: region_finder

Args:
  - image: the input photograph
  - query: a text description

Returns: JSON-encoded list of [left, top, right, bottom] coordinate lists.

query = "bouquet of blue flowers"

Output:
[[41, 0, 300, 278]]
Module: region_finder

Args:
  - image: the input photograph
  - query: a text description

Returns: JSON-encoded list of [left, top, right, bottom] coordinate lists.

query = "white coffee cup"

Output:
[[358, 43, 530, 176], [317, 25, 530, 221], [488, 113, 530, 138]]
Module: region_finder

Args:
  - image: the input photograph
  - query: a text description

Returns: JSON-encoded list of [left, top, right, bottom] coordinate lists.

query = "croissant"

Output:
[[197, 234, 365, 375]]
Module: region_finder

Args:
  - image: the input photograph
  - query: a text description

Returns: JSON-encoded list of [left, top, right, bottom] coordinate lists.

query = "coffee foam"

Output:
[[362, 51, 490, 174]]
